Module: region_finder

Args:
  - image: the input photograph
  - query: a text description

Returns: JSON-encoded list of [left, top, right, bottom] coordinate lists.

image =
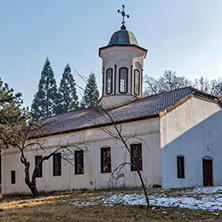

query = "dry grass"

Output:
[[0, 191, 222, 222]]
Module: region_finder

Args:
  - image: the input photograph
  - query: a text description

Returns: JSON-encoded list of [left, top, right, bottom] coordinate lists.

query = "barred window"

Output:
[[131, 144, 142, 171], [75, 150, 84, 175], [101, 147, 111, 173], [53, 153, 61, 176]]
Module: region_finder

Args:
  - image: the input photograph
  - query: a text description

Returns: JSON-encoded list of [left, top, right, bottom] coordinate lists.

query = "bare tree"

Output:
[[144, 71, 191, 96], [193, 76, 222, 100], [86, 103, 150, 208], [193, 76, 210, 93], [210, 79, 222, 101], [144, 71, 222, 102]]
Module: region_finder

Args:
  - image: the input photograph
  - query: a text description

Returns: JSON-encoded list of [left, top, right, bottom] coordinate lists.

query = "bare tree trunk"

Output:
[[20, 146, 64, 197], [131, 158, 149, 208], [24, 162, 39, 196], [21, 155, 39, 196], [100, 107, 150, 208], [121, 136, 150, 208]]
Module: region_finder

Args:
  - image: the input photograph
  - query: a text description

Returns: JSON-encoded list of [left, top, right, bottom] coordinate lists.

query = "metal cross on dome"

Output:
[[118, 5, 129, 30]]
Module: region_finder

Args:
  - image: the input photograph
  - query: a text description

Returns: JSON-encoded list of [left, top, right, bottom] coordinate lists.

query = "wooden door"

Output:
[[203, 159, 213, 186]]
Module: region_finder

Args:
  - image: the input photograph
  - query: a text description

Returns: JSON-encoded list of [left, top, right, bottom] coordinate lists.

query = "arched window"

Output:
[[106, 68, 113, 94], [134, 69, 140, 95], [119, 67, 128, 93]]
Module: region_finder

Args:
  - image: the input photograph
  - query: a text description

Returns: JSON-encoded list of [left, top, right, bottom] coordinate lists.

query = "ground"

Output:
[[0, 186, 222, 221]]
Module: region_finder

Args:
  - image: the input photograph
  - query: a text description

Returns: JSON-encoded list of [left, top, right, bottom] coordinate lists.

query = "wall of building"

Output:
[[160, 96, 222, 189], [1, 117, 161, 195]]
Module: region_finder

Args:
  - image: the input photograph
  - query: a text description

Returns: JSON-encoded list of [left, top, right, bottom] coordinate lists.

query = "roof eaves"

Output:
[[159, 88, 222, 118], [159, 94, 195, 118], [99, 44, 147, 57]]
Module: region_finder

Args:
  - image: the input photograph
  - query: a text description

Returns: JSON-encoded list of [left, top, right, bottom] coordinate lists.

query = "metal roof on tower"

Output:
[[108, 29, 138, 46]]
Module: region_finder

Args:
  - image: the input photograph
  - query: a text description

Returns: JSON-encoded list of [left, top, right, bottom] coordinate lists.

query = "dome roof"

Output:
[[108, 29, 138, 46]]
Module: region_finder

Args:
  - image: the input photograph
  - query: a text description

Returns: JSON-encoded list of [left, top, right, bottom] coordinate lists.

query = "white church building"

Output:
[[1, 9, 222, 195]]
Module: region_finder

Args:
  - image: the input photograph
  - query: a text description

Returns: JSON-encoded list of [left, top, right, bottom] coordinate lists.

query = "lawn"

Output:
[[0, 187, 222, 221]]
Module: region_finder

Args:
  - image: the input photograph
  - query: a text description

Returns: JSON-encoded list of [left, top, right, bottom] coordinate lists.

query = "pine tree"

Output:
[[56, 64, 79, 114], [81, 72, 100, 108], [31, 58, 57, 120]]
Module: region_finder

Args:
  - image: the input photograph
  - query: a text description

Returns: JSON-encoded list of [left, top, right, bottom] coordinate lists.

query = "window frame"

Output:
[[101, 147, 111, 173], [177, 155, 185, 179], [119, 67, 128, 93], [130, 144, 142, 171], [106, 68, 113, 94], [75, 150, 84, 175], [53, 153, 61, 176], [134, 69, 140, 95], [35, 155, 43, 178]]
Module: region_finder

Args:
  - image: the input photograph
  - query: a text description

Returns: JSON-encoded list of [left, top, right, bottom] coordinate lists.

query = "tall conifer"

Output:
[[81, 72, 100, 108], [31, 58, 57, 120], [56, 64, 79, 114]]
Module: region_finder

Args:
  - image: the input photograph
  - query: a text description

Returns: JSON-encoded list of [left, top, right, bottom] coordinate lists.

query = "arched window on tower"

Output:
[[134, 69, 140, 95], [106, 68, 113, 94], [119, 67, 128, 93]]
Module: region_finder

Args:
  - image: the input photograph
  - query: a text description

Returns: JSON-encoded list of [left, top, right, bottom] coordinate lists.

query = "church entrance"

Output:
[[203, 158, 213, 186]]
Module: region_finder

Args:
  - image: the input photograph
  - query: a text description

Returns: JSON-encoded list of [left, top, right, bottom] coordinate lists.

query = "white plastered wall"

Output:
[[1, 117, 161, 195], [160, 96, 222, 189]]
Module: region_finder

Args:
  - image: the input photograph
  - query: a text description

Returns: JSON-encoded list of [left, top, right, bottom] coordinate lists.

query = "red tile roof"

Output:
[[31, 87, 220, 138]]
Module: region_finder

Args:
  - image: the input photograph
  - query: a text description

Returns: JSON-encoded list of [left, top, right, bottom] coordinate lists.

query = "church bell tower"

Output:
[[99, 5, 147, 108]]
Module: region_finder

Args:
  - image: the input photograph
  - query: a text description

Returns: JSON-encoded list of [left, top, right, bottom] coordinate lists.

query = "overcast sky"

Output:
[[0, 0, 222, 107]]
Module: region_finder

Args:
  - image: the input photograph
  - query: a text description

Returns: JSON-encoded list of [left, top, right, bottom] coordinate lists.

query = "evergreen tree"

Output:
[[31, 58, 57, 120], [0, 78, 23, 128], [56, 64, 79, 114], [0, 78, 24, 151], [81, 72, 100, 108]]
